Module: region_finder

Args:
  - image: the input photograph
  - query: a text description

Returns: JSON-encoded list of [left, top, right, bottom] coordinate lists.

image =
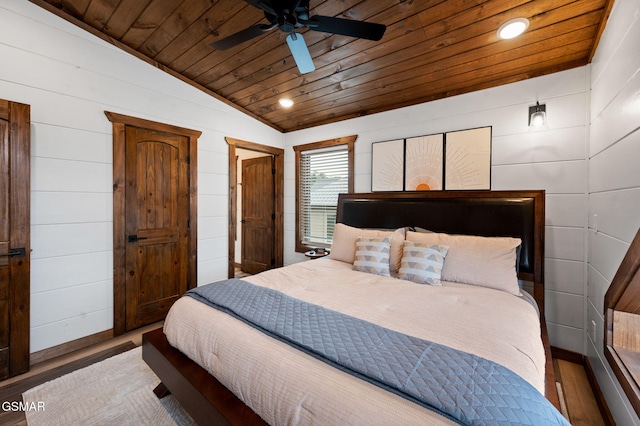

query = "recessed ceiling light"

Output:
[[279, 98, 294, 108], [497, 18, 529, 39]]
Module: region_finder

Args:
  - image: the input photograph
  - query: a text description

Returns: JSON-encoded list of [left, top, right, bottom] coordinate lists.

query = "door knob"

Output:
[[0, 247, 26, 257]]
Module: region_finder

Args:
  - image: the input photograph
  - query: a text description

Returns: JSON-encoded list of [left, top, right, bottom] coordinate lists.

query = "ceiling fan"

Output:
[[210, 0, 386, 74]]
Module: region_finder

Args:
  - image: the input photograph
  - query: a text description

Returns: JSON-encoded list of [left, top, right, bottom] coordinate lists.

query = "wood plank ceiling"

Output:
[[30, 0, 614, 132]]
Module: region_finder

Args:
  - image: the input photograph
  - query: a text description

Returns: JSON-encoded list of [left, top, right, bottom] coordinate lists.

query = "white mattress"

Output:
[[164, 258, 545, 425]]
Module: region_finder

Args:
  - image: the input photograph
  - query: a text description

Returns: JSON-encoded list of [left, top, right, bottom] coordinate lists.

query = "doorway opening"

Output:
[[226, 138, 284, 279]]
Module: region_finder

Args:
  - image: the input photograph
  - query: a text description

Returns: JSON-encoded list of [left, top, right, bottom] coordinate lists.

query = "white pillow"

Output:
[[352, 237, 391, 276], [329, 223, 405, 272], [398, 241, 449, 285], [406, 231, 521, 295]]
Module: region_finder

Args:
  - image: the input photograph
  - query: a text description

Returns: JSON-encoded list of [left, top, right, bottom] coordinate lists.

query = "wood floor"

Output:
[[235, 265, 252, 278], [0, 323, 609, 426], [555, 358, 609, 426]]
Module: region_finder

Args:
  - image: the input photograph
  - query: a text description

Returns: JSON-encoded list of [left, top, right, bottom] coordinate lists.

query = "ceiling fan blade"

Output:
[[210, 24, 274, 50], [304, 15, 386, 41], [286, 32, 315, 74]]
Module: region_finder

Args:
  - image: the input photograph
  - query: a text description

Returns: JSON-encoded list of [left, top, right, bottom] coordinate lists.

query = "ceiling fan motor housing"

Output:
[[276, 14, 297, 33]]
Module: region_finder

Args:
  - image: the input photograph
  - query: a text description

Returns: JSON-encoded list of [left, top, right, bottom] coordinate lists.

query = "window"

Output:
[[605, 227, 640, 416], [301, 149, 346, 246], [293, 136, 356, 253]]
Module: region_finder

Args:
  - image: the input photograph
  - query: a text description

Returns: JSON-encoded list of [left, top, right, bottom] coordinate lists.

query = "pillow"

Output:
[[352, 237, 391, 276], [398, 241, 449, 285], [406, 231, 521, 295], [329, 223, 405, 272], [412, 226, 434, 233]]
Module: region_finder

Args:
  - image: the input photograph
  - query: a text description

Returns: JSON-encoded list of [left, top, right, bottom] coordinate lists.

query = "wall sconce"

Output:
[[529, 102, 547, 129]]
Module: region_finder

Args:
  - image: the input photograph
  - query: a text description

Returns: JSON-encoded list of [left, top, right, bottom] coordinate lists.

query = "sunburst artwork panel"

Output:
[[405, 134, 443, 191], [444, 127, 491, 190], [371, 139, 405, 191]]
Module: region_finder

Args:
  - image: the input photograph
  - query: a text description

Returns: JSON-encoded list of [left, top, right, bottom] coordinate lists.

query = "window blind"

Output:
[[299, 147, 349, 247]]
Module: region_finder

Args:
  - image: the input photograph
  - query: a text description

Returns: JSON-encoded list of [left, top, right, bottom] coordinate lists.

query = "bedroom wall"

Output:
[[0, 1, 283, 353], [587, 0, 640, 423], [283, 68, 590, 355], [4, 3, 636, 420]]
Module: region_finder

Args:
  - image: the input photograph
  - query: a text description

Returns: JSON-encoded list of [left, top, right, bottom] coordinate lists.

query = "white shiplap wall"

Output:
[[1, 1, 282, 352], [587, 0, 640, 423], [283, 68, 590, 355], [5, 2, 639, 420]]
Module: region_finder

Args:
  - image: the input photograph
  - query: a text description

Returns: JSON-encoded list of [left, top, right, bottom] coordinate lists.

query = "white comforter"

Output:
[[164, 258, 545, 425]]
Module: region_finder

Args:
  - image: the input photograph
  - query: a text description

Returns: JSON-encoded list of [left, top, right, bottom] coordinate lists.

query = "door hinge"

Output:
[[272, 168, 276, 175], [271, 258, 276, 265], [271, 213, 275, 220]]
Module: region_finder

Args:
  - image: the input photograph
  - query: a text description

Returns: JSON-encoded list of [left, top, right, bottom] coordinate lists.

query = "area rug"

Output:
[[22, 347, 196, 425]]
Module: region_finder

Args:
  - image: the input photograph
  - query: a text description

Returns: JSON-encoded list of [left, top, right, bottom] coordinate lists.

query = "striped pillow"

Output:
[[352, 237, 391, 276], [398, 241, 449, 285]]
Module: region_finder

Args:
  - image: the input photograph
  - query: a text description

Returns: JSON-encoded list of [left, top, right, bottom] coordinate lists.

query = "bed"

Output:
[[142, 190, 562, 425]]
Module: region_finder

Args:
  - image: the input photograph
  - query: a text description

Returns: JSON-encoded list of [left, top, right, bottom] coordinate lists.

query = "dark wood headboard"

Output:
[[336, 190, 545, 305]]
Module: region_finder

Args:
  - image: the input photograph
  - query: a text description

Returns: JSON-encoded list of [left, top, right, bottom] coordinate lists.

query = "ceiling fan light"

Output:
[[279, 98, 294, 108], [497, 18, 529, 39]]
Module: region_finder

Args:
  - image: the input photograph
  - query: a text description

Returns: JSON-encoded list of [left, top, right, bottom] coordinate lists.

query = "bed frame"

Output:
[[142, 190, 558, 425]]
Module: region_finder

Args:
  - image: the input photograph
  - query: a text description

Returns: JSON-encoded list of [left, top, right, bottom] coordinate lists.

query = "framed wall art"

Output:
[[371, 139, 404, 191], [371, 126, 491, 192], [444, 126, 491, 190], [404, 134, 444, 191]]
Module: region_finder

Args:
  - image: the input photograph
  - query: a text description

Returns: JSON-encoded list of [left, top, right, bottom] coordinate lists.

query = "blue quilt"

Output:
[[186, 279, 569, 426]]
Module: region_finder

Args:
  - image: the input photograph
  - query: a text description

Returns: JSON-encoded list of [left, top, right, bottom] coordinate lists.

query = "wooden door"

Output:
[[124, 126, 191, 331], [0, 100, 30, 379], [226, 138, 284, 279], [241, 156, 275, 275]]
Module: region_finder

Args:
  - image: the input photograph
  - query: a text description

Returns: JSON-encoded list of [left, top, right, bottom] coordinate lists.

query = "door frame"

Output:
[[226, 138, 284, 279], [106, 111, 200, 336]]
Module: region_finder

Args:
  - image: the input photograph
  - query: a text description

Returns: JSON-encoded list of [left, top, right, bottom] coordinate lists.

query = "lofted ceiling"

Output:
[[30, 0, 614, 132]]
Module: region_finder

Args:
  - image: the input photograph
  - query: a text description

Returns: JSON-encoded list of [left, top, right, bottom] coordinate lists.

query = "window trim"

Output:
[[604, 227, 640, 417], [293, 135, 356, 254]]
